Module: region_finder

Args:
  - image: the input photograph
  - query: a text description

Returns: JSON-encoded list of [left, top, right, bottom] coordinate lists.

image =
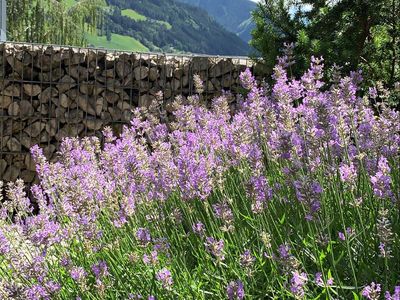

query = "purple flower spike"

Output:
[[136, 228, 151, 245], [192, 221, 205, 236], [290, 271, 308, 298], [385, 286, 400, 300], [370, 157, 393, 199], [70, 266, 87, 282], [362, 282, 381, 300], [0, 230, 10, 255], [205, 237, 225, 261], [92, 260, 109, 279], [240, 249, 255, 269], [227, 280, 245, 300], [240, 68, 256, 90], [156, 268, 173, 289]]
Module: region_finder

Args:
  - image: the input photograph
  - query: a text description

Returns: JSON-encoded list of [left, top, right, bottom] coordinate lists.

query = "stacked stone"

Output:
[[0, 43, 259, 184]]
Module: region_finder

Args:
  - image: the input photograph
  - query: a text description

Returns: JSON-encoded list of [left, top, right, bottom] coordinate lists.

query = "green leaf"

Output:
[[319, 250, 326, 263], [297, 29, 310, 46], [279, 213, 286, 224]]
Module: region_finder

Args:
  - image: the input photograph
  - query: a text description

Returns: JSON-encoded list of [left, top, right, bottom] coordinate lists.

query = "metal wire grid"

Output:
[[0, 42, 259, 183]]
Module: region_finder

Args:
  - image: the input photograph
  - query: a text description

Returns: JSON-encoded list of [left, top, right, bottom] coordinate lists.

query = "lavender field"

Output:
[[0, 54, 399, 299]]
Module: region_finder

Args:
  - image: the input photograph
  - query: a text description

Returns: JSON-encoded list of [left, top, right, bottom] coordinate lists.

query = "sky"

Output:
[[249, 0, 314, 12]]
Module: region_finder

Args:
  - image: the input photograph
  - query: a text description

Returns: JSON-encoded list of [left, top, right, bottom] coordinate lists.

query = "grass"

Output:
[[121, 9, 147, 21], [63, 0, 76, 8], [86, 32, 149, 52], [122, 8, 172, 30], [156, 20, 172, 30]]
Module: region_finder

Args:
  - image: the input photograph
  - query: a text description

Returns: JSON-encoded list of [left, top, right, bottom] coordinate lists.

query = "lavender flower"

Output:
[[0, 57, 398, 300], [5, 179, 32, 220], [278, 244, 291, 259], [153, 238, 170, 254], [92, 260, 109, 279], [376, 208, 394, 258], [44, 281, 61, 294], [370, 157, 393, 199], [193, 74, 204, 94], [0, 230, 10, 255], [169, 208, 183, 224], [227, 280, 245, 300], [275, 244, 300, 275], [362, 282, 381, 300], [213, 201, 234, 231], [192, 222, 205, 236], [30, 145, 51, 179], [25, 284, 50, 300], [248, 175, 272, 214], [213, 201, 233, 223], [290, 271, 308, 298], [339, 162, 357, 184], [240, 249, 255, 269], [293, 178, 323, 220], [240, 68, 256, 90], [385, 286, 400, 300], [25, 214, 61, 248], [315, 272, 324, 286], [136, 228, 151, 245], [278, 42, 296, 68], [60, 256, 71, 268], [369, 87, 378, 99], [156, 268, 173, 289], [338, 227, 354, 241], [70, 266, 87, 282], [143, 251, 158, 265], [205, 237, 225, 261], [261, 232, 272, 249], [315, 272, 334, 287]]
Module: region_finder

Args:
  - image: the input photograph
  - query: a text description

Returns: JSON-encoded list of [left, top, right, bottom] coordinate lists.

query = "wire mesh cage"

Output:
[[0, 42, 264, 187]]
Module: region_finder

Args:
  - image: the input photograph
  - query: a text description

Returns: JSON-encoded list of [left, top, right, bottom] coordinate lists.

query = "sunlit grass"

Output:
[[121, 9, 147, 21], [86, 32, 149, 52]]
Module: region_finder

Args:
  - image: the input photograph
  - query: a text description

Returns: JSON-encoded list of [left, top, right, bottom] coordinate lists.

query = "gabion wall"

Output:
[[0, 42, 262, 185]]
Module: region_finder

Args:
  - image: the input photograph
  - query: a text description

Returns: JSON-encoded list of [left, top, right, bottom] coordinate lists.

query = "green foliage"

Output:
[[251, 0, 299, 73], [251, 0, 400, 106], [0, 64, 399, 298], [7, 0, 107, 46], [2, 158, 399, 299]]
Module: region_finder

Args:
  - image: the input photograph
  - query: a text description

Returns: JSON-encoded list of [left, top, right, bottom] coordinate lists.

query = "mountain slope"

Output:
[[176, 0, 257, 42], [86, 0, 250, 55]]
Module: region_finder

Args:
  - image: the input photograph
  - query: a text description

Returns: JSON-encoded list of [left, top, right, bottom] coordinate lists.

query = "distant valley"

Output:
[[176, 0, 257, 42], [65, 0, 253, 55]]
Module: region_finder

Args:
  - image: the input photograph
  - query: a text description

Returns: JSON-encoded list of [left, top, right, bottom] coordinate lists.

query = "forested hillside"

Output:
[[8, 0, 250, 55], [99, 0, 250, 55], [176, 0, 257, 42]]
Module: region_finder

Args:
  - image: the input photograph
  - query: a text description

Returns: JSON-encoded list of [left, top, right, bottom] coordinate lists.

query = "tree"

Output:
[[106, 25, 112, 42], [7, 0, 106, 47], [251, 0, 399, 95]]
